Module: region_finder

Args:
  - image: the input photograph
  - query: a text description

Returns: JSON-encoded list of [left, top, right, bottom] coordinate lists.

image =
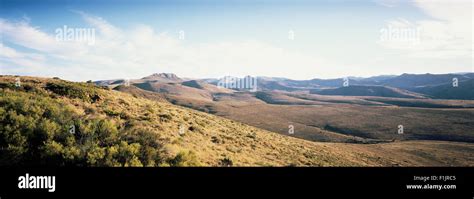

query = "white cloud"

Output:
[[0, 19, 86, 55], [0, 43, 23, 58], [0, 43, 46, 69], [0, 12, 327, 81], [73, 10, 122, 40], [378, 0, 472, 59]]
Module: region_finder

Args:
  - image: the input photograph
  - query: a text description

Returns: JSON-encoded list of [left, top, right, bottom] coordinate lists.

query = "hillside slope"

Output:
[[380, 73, 471, 89], [413, 79, 474, 100], [1, 76, 473, 166], [311, 85, 425, 98]]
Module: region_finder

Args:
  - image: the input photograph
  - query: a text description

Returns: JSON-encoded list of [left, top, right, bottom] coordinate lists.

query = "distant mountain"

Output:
[[201, 78, 219, 84], [182, 80, 205, 89], [255, 73, 474, 100], [94, 79, 126, 87], [380, 73, 471, 89], [257, 76, 291, 82], [307, 78, 349, 87], [258, 77, 383, 91], [413, 79, 474, 100], [141, 73, 182, 82], [463, 73, 474, 79], [257, 79, 298, 91], [96, 72, 474, 100], [94, 73, 183, 89], [358, 75, 397, 82], [182, 80, 233, 93], [311, 85, 425, 99]]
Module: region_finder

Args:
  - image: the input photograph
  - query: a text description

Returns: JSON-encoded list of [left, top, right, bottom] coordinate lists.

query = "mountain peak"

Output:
[[149, 73, 179, 78], [142, 73, 181, 81]]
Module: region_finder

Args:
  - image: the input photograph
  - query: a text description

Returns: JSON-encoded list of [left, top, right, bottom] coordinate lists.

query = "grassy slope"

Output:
[[1, 76, 474, 166]]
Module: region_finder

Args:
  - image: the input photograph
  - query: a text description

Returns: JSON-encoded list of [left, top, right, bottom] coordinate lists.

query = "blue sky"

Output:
[[0, 0, 472, 81]]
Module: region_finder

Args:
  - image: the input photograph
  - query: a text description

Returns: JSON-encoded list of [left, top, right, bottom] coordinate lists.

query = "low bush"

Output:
[[168, 151, 201, 166], [45, 82, 100, 103], [0, 90, 164, 167]]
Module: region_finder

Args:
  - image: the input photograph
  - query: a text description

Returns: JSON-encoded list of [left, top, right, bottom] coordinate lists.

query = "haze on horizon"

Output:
[[0, 0, 472, 81]]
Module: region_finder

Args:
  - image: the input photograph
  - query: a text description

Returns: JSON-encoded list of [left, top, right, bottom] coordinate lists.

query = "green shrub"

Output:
[[117, 141, 143, 167], [159, 114, 172, 122], [104, 108, 121, 117], [45, 82, 100, 103], [0, 87, 164, 167], [219, 157, 233, 167], [168, 151, 201, 166]]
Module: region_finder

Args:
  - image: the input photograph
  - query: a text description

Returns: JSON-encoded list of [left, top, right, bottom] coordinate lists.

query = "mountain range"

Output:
[[96, 72, 474, 100]]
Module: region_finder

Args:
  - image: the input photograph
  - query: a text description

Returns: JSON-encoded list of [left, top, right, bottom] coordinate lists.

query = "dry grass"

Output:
[[3, 75, 474, 166]]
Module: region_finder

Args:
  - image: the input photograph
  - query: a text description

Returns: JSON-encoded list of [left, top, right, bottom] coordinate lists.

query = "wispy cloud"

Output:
[[0, 11, 327, 81], [378, 0, 472, 59]]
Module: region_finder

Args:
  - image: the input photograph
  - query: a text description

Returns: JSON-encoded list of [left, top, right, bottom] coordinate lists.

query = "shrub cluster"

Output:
[[0, 90, 162, 166], [45, 81, 101, 103]]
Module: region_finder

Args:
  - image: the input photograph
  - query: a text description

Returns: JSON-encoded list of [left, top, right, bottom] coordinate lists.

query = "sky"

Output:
[[0, 0, 472, 81]]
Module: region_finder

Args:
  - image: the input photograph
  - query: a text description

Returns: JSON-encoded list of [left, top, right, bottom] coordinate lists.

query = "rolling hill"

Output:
[[98, 73, 474, 145], [310, 85, 426, 99], [2, 75, 474, 166], [380, 73, 472, 89], [204, 73, 474, 94], [181, 80, 233, 94], [113, 84, 168, 103], [412, 79, 474, 100], [134, 82, 215, 103]]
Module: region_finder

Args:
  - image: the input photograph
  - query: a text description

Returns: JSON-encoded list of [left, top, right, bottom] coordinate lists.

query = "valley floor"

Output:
[[326, 140, 474, 166]]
